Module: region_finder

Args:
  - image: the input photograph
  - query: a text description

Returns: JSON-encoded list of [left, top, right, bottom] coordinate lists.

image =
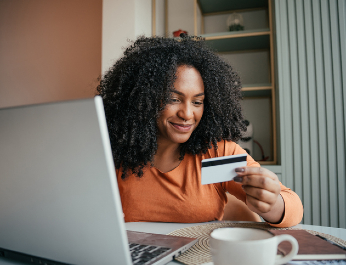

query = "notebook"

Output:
[[0, 96, 197, 265], [272, 229, 346, 260]]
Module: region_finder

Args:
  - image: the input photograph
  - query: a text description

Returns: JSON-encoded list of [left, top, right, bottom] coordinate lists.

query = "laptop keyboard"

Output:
[[129, 243, 171, 265]]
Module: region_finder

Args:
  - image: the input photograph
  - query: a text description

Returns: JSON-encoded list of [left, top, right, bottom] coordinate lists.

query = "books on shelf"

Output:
[[271, 229, 346, 261]]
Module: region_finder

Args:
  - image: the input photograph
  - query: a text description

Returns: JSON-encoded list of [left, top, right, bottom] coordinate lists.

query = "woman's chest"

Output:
[[118, 165, 227, 223]]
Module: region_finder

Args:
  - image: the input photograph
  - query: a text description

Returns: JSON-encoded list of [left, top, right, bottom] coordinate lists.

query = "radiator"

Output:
[[274, 0, 346, 228]]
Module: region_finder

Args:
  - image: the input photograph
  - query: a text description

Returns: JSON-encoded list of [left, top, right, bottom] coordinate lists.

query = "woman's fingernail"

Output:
[[235, 168, 245, 172], [233, 176, 242, 182]]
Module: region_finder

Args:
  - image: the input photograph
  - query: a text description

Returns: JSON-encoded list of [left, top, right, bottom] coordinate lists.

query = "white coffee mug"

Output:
[[210, 228, 298, 265]]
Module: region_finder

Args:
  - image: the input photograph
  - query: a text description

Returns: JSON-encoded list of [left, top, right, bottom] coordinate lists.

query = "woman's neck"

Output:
[[153, 140, 181, 173]]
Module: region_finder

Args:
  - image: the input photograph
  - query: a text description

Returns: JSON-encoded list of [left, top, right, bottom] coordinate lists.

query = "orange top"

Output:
[[116, 140, 303, 227]]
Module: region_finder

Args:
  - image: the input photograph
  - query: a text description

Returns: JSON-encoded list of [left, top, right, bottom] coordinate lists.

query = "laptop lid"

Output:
[[0, 97, 132, 264]]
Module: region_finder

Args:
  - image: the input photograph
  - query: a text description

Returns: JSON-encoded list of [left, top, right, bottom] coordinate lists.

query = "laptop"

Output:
[[0, 96, 197, 265]]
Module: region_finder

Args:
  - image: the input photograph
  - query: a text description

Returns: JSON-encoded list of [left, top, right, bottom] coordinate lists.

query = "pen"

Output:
[[315, 234, 346, 251]]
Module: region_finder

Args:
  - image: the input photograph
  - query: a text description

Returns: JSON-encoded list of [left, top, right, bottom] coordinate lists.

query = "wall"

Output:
[[0, 0, 152, 108], [166, 0, 202, 36], [0, 0, 102, 109], [275, 0, 346, 228], [135, 0, 152, 38], [155, 0, 166, 36], [102, 0, 152, 73], [102, 0, 134, 73]]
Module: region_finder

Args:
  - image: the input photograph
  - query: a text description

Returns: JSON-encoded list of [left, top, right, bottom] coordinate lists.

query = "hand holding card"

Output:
[[201, 154, 247, 185], [234, 166, 284, 223]]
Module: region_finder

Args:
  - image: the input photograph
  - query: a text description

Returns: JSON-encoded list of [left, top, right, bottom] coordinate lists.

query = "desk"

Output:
[[125, 222, 346, 265], [125, 222, 346, 241], [1, 222, 345, 265]]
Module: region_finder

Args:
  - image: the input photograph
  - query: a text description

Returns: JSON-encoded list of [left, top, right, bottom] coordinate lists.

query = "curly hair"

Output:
[[97, 35, 246, 179]]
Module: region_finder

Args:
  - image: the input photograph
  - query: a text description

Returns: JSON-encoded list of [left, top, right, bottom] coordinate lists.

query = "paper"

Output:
[[201, 154, 247, 185], [288, 261, 346, 265]]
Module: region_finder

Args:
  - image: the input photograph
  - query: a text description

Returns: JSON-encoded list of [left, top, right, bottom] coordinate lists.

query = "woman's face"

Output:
[[157, 65, 205, 146]]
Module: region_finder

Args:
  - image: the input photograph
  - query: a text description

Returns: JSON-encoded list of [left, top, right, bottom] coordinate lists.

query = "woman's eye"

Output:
[[170, 98, 180, 103], [193, 101, 203, 106]]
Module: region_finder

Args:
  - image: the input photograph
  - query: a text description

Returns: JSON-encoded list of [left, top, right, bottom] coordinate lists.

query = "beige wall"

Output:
[[102, 0, 152, 73], [0, 0, 102, 108], [102, 0, 135, 73]]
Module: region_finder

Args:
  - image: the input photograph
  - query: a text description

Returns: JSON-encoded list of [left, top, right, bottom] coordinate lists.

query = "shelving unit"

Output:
[[196, 0, 276, 165], [152, 0, 277, 164], [197, 0, 268, 13]]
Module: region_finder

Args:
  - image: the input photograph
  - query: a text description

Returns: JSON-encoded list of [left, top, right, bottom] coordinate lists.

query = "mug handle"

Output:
[[275, 234, 299, 265]]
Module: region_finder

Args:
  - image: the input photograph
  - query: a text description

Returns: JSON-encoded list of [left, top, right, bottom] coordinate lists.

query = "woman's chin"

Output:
[[168, 134, 191, 144], [176, 136, 192, 144]]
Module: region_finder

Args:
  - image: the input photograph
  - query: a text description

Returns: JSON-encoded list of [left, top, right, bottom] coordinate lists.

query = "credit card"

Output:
[[201, 154, 247, 185]]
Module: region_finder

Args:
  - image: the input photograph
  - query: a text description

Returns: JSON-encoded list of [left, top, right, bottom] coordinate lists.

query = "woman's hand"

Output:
[[233, 167, 285, 223]]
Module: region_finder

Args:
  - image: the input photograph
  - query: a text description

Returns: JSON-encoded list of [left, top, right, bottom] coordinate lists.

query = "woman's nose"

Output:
[[178, 103, 193, 121]]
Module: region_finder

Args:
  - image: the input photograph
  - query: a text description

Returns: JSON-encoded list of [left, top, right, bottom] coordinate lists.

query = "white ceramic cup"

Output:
[[210, 228, 298, 265]]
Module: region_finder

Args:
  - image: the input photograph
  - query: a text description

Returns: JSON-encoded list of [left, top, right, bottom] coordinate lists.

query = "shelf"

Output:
[[202, 29, 270, 52], [198, 0, 268, 14], [241, 84, 272, 97], [242, 83, 272, 90], [259, 160, 276, 165]]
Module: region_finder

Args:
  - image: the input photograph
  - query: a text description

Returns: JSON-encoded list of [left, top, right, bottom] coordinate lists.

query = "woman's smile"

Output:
[[169, 122, 194, 132]]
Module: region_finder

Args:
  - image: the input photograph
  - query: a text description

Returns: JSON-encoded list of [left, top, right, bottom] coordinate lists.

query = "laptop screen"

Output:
[[0, 97, 132, 264]]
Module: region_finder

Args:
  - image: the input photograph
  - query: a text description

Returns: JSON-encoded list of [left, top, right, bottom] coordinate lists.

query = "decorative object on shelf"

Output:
[[238, 120, 253, 156], [238, 120, 270, 161], [253, 140, 269, 161], [173, 29, 188, 37], [227, 12, 244, 31]]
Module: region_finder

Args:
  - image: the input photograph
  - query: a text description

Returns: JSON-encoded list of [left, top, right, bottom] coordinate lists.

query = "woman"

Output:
[[97, 35, 303, 227]]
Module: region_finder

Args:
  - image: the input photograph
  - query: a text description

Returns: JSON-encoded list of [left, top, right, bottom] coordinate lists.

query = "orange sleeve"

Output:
[[267, 184, 304, 227]]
